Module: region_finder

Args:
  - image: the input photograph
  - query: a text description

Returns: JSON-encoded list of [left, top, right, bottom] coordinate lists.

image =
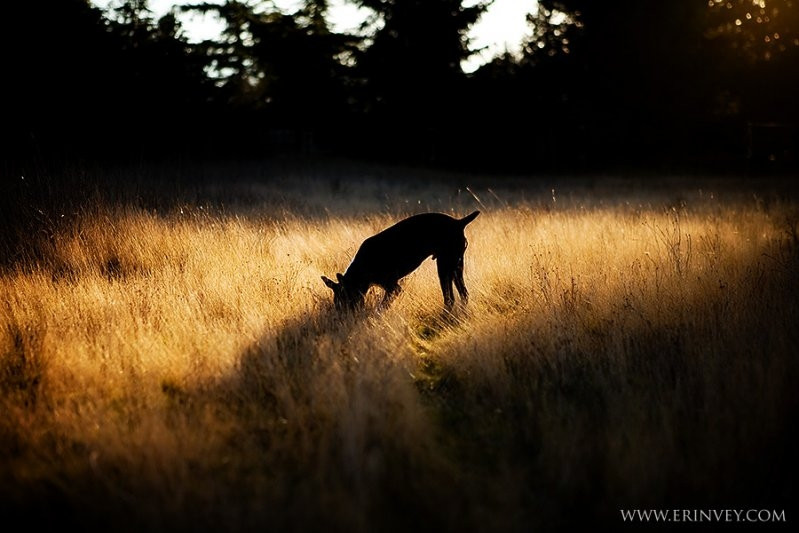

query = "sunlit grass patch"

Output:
[[1, 172, 796, 531]]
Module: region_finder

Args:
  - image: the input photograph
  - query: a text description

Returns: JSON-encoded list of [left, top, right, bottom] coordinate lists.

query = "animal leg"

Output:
[[436, 259, 455, 309], [453, 256, 469, 304], [380, 283, 401, 309]]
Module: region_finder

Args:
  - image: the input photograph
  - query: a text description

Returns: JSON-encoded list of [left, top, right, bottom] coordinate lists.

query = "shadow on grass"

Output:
[[2, 169, 798, 531], [187, 303, 471, 533], [2, 287, 797, 533]]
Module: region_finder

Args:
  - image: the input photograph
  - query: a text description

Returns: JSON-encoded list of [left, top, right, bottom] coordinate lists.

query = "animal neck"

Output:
[[343, 275, 370, 295]]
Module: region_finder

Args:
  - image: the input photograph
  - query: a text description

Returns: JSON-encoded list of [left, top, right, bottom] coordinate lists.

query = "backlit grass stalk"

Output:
[[1, 177, 796, 531]]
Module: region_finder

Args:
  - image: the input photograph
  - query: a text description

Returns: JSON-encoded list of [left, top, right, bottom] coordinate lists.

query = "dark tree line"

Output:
[[2, 0, 797, 172], [3, 0, 212, 161]]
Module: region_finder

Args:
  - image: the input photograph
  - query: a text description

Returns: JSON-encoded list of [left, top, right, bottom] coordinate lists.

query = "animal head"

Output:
[[321, 273, 364, 310]]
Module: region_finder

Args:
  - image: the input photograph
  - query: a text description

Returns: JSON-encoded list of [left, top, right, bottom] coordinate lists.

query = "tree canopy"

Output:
[[3, 0, 797, 172]]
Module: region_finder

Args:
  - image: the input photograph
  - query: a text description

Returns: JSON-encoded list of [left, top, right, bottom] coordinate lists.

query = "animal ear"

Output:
[[321, 276, 339, 290], [336, 273, 345, 283]]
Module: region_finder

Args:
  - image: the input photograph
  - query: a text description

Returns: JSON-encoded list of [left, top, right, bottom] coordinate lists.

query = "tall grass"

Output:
[[1, 164, 797, 531]]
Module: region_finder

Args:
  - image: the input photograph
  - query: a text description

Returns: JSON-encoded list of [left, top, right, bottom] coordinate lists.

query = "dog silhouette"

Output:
[[322, 211, 480, 310]]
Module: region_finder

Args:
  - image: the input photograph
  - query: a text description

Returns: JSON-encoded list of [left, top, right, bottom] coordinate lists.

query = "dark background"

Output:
[[2, 0, 798, 175], [0, 4, 796, 531]]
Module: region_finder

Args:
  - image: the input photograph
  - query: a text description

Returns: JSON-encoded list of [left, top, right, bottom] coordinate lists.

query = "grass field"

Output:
[[1, 160, 797, 531]]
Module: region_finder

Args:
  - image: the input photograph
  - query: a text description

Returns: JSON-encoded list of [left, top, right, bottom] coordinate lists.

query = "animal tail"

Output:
[[459, 210, 480, 226]]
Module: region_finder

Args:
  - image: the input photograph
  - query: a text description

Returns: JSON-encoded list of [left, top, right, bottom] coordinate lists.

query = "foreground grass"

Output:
[[1, 164, 797, 531]]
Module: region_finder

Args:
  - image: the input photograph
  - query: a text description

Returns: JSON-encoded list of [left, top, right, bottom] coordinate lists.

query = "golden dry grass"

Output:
[[1, 165, 797, 531]]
